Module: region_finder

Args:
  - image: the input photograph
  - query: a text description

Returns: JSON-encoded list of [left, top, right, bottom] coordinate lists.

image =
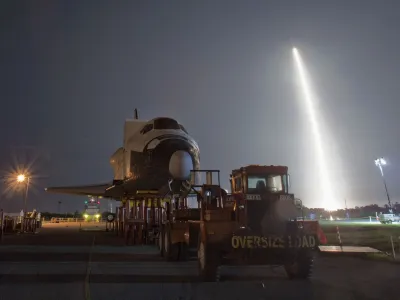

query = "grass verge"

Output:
[[320, 222, 400, 262]]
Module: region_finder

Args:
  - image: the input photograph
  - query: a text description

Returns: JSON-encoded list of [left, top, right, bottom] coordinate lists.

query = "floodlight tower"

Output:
[[374, 157, 392, 212]]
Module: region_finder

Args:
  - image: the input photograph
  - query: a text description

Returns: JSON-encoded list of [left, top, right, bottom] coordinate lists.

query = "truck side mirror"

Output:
[[294, 198, 302, 209]]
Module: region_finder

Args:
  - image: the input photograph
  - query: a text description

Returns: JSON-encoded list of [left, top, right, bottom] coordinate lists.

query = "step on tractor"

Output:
[[159, 194, 202, 261], [160, 165, 327, 281], [159, 170, 225, 261]]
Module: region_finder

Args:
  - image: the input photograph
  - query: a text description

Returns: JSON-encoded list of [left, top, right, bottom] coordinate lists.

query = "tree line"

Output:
[[303, 202, 399, 219], [38, 202, 399, 220]]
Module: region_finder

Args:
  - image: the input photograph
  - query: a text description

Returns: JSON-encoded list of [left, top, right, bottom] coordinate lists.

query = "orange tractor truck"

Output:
[[160, 165, 327, 281]]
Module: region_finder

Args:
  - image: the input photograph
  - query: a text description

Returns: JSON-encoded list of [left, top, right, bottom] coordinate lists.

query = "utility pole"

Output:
[[23, 177, 30, 215], [16, 174, 30, 214], [344, 198, 349, 219]]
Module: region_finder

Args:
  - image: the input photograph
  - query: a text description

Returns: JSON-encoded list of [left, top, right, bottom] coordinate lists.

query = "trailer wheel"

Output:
[[284, 251, 313, 280], [198, 238, 219, 282], [164, 226, 179, 261]]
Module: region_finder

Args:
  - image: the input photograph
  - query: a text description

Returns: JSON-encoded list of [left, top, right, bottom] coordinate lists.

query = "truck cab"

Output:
[[230, 165, 290, 196], [83, 198, 101, 222], [228, 165, 302, 234]]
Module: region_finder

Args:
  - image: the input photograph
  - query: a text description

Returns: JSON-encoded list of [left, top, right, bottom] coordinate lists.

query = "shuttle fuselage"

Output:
[[45, 114, 200, 198]]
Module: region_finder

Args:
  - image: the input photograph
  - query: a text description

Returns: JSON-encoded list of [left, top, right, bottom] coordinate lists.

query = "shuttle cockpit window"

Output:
[[154, 118, 180, 130], [140, 124, 153, 134], [179, 124, 188, 134]]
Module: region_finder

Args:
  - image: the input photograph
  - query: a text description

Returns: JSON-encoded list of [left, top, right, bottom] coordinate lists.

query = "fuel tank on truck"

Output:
[[247, 194, 299, 236]]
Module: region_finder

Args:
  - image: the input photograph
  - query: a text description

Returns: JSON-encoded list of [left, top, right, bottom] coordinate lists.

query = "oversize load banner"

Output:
[[231, 235, 316, 249]]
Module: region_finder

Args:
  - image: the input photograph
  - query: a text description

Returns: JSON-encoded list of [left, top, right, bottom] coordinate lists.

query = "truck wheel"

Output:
[[284, 251, 313, 280], [198, 239, 219, 282], [164, 226, 179, 261]]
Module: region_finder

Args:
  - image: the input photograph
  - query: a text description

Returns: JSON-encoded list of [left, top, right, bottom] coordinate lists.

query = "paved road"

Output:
[[0, 222, 398, 300]]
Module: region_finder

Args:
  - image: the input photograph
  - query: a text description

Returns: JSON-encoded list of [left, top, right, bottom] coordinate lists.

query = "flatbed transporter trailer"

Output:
[[112, 190, 197, 247], [163, 165, 328, 281], [113, 191, 170, 246]]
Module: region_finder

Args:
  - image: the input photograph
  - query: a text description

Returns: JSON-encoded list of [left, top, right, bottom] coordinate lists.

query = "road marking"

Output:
[[85, 235, 95, 300]]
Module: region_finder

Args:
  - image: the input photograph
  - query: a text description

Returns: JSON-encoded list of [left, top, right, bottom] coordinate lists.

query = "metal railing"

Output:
[[43, 218, 106, 224], [48, 217, 84, 223]]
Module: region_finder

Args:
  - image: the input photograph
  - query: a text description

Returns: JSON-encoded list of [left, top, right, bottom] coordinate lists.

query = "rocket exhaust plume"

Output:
[[292, 48, 338, 211]]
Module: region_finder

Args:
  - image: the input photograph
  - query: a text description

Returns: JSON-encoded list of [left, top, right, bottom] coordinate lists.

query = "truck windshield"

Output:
[[247, 174, 288, 193]]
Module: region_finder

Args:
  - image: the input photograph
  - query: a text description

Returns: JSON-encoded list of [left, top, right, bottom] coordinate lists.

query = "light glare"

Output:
[[374, 157, 387, 177], [293, 48, 338, 211], [375, 157, 386, 166], [17, 174, 26, 182]]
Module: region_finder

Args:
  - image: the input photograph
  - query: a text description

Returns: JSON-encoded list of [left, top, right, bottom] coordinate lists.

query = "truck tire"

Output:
[[284, 251, 313, 280], [164, 226, 179, 261], [106, 213, 115, 223], [197, 236, 219, 282]]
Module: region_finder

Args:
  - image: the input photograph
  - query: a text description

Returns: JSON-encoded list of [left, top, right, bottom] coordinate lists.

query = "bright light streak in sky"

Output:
[[293, 48, 338, 211]]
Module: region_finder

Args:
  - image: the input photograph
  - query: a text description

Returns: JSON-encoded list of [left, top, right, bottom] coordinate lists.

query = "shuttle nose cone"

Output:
[[169, 150, 193, 180]]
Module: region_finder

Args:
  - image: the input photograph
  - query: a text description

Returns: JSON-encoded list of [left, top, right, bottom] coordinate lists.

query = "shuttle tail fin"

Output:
[[122, 109, 147, 179]]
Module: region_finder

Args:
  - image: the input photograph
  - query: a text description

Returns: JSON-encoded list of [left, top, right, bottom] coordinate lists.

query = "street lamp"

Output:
[[17, 174, 25, 183], [374, 157, 392, 212], [16, 173, 30, 214]]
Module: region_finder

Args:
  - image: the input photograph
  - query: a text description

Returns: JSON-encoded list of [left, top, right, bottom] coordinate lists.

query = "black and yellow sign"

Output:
[[231, 235, 316, 249]]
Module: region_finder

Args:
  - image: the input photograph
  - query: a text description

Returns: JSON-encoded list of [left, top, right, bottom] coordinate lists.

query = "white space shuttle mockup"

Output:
[[45, 109, 200, 198]]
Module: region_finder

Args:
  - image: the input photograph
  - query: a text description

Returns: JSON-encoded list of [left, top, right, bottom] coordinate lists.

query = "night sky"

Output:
[[1, 1, 399, 213]]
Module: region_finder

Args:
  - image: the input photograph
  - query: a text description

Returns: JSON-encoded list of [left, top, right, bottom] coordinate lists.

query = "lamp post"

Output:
[[17, 174, 30, 214], [374, 157, 392, 212]]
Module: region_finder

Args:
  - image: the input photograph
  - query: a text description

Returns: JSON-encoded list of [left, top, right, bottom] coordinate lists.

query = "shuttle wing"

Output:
[[45, 183, 113, 197]]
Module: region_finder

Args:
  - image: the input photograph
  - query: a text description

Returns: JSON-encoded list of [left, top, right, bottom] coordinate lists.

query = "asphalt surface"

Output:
[[0, 222, 398, 300]]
